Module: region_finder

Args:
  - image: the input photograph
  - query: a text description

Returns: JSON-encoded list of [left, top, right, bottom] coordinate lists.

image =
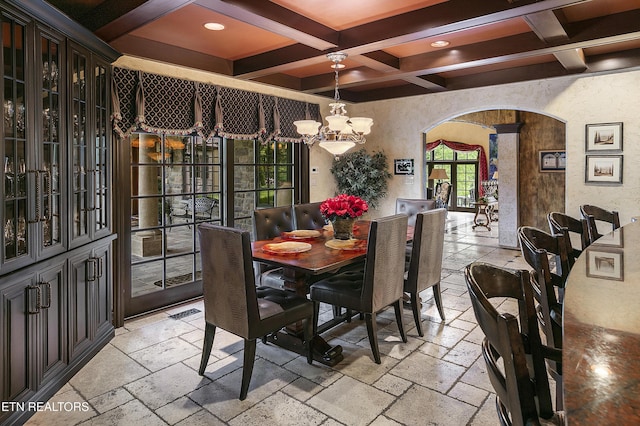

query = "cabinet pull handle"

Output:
[[39, 282, 51, 309], [97, 257, 103, 278], [27, 285, 41, 314], [41, 168, 52, 222], [87, 257, 98, 281], [27, 170, 41, 223]]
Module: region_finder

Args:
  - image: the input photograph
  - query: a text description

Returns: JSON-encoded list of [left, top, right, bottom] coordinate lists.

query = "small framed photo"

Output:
[[585, 122, 623, 152], [585, 155, 623, 185], [394, 159, 414, 175], [539, 150, 566, 172], [586, 248, 624, 281]]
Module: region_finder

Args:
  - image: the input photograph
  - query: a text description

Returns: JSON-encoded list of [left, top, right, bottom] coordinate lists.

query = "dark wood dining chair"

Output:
[[309, 214, 409, 364], [579, 204, 620, 244], [404, 209, 446, 336], [197, 224, 314, 400], [547, 211, 591, 260], [293, 202, 326, 230], [517, 227, 566, 410], [465, 262, 563, 426], [253, 206, 295, 287]]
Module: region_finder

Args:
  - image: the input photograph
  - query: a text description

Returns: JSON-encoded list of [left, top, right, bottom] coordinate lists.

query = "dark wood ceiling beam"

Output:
[[94, 0, 194, 42], [299, 68, 389, 93], [195, 0, 338, 50], [401, 10, 640, 76], [353, 51, 400, 72], [232, 0, 589, 78], [403, 75, 447, 92], [523, 10, 568, 42], [110, 35, 233, 75], [554, 49, 587, 71], [523, 9, 586, 71], [234, 44, 327, 77], [337, 0, 589, 55]]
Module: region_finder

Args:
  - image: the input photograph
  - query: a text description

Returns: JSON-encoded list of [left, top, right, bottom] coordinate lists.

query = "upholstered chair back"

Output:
[[253, 206, 294, 240], [199, 224, 258, 338], [363, 214, 408, 312], [406, 209, 446, 294], [395, 198, 436, 227], [293, 202, 326, 230]]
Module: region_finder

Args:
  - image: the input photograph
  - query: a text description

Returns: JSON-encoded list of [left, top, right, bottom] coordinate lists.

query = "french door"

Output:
[[121, 134, 305, 319], [427, 145, 478, 212]]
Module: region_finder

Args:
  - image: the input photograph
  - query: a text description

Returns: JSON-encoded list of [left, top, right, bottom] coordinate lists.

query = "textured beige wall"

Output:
[[349, 70, 640, 223]]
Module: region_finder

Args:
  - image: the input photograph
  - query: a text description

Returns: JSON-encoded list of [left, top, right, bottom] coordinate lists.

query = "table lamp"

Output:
[[428, 168, 449, 195]]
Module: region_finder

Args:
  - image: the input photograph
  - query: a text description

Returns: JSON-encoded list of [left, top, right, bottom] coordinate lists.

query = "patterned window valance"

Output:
[[111, 67, 320, 142]]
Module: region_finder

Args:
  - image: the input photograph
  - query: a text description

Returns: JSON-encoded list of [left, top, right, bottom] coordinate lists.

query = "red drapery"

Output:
[[426, 139, 489, 196]]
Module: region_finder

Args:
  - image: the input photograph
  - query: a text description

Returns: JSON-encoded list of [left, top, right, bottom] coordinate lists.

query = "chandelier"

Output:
[[294, 52, 374, 156]]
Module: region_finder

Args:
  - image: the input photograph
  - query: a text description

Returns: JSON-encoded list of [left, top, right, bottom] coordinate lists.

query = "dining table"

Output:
[[563, 220, 640, 424], [251, 220, 413, 366]]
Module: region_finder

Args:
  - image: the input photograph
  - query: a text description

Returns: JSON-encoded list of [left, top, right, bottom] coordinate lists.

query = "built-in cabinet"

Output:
[[0, 1, 120, 424]]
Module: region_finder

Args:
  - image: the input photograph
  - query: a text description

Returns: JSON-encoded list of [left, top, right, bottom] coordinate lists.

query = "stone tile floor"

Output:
[[26, 213, 541, 426]]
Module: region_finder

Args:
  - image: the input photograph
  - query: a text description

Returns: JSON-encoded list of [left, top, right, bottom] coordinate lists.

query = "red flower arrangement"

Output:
[[320, 194, 369, 220]]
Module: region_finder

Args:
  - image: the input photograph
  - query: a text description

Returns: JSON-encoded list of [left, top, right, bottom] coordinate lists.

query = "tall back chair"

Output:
[[579, 204, 621, 244], [404, 209, 447, 336], [253, 206, 295, 286], [197, 224, 314, 400], [253, 205, 295, 240], [517, 227, 565, 409], [547, 211, 590, 259], [395, 198, 436, 227], [293, 202, 326, 230], [518, 226, 573, 291], [435, 182, 452, 209], [465, 262, 562, 426], [310, 214, 409, 364]]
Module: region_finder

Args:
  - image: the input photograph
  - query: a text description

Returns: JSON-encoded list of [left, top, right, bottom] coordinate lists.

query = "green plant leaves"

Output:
[[330, 149, 391, 208]]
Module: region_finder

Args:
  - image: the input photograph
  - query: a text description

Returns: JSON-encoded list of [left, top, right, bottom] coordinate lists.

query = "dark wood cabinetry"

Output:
[[0, 1, 120, 424]]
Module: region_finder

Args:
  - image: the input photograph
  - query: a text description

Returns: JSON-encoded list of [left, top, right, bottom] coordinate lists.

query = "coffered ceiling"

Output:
[[47, 0, 640, 102]]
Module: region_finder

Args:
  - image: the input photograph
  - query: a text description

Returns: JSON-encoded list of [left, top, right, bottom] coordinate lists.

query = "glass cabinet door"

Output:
[[39, 32, 64, 255], [70, 48, 89, 245], [93, 60, 110, 238], [2, 17, 31, 266]]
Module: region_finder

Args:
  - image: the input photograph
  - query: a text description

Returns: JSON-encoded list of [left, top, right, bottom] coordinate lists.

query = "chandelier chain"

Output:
[[334, 66, 340, 102]]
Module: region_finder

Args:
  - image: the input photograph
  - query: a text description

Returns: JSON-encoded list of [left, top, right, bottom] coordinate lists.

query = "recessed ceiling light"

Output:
[[431, 40, 450, 48], [204, 22, 225, 31]]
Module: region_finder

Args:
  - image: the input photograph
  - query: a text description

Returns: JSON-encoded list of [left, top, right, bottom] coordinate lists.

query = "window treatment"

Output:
[[426, 139, 489, 196], [111, 67, 320, 142]]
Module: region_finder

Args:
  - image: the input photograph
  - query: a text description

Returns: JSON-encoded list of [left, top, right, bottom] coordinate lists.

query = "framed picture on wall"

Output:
[[585, 122, 623, 152], [585, 155, 623, 184], [394, 159, 414, 175], [586, 248, 624, 281], [539, 150, 566, 172]]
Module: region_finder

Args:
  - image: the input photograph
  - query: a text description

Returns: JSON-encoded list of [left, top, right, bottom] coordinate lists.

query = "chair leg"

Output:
[[410, 292, 423, 337], [433, 283, 446, 321], [198, 322, 216, 375], [394, 300, 407, 343], [303, 316, 314, 365], [364, 312, 381, 364], [312, 301, 320, 336], [240, 339, 257, 401]]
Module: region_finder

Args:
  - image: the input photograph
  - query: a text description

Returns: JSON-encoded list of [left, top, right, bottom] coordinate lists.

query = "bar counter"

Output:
[[564, 221, 640, 424]]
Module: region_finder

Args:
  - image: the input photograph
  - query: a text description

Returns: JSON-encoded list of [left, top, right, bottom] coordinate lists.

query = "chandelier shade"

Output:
[[293, 52, 373, 156]]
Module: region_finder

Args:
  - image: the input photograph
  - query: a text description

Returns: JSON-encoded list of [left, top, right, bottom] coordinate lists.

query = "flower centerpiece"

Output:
[[320, 194, 369, 240]]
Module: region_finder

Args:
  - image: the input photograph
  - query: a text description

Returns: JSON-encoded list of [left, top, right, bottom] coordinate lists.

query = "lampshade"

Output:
[[318, 140, 355, 156], [428, 168, 449, 180], [293, 120, 321, 135], [492, 171, 499, 180]]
